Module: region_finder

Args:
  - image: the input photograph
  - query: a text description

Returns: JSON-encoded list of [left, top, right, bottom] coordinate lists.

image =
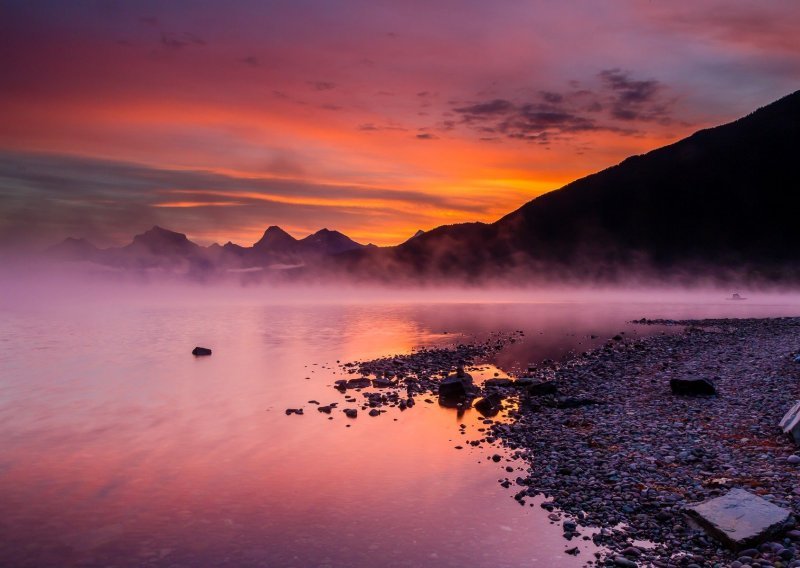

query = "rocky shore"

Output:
[[329, 317, 800, 567], [489, 317, 800, 568]]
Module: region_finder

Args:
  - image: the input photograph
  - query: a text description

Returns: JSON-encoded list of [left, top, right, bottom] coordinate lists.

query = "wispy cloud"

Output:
[[450, 69, 680, 143]]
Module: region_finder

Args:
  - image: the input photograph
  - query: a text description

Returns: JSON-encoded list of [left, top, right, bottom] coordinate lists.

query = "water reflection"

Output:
[[0, 298, 798, 566]]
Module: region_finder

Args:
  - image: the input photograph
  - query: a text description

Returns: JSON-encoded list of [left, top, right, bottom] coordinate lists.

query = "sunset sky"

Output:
[[1, 1, 799, 247]]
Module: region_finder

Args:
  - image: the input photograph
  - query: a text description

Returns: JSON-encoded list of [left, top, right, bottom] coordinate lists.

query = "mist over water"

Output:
[[2, 267, 800, 566]]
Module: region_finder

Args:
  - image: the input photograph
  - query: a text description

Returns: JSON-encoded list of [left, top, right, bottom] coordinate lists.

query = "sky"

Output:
[[1, 0, 799, 248]]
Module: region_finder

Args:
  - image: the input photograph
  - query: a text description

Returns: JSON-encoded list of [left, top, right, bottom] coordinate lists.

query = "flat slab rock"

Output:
[[685, 488, 791, 550]]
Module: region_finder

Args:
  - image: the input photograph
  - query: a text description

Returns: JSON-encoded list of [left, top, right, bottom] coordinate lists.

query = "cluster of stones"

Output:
[[324, 332, 525, 419], [488, 317, 800, 566]]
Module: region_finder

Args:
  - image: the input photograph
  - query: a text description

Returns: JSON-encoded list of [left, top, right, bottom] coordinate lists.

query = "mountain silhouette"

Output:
[[336, 89, 800, 282]]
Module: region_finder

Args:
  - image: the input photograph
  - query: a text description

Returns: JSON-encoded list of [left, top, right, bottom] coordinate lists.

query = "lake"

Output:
[[1, 289, 798, 567]]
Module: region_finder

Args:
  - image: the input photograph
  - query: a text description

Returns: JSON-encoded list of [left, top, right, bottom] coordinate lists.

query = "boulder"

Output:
[[439, 368, 474, 399], [528, 381, 558, 396], [343, 408, 358, 418], [685, 488, 791, 550], [372, 377, 394, 388], [670, 377, 716, 396], [780, 401, 800, 429], [780, 401, 800, 445], [474, 393, 504, 417], [192, 346, 212, 356]]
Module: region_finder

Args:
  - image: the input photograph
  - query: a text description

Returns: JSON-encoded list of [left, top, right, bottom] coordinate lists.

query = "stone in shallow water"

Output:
[[191, 346, 212, 356], [685, 488, 791, 551], [474, 393, 503, 416]]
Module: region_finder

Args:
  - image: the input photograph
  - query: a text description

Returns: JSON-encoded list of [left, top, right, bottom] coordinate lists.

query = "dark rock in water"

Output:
[[484, 378, 513, 388], [285, 408, 303, 415], [368, 409, 380, 417], [334, 380, 348, 391], [670, 377, 716, 395], [686, 488, 791, 551], [555, 396, 598, 409], [192, 346, 212, 356], [372, 377, 394, 388], [343, 408, 358, 418], [528, 381, 558, 396], [439, 375, 469, 399], [346, 377, 372, 389], [474, 394, 504, 417], [318, 405, 333, 414]]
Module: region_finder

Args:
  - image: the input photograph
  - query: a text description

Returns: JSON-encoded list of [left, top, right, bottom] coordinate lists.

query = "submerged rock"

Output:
[[670, 377, 716, 395], [686, 488, 791, 550], [343, 408, 358, 418], [192, 346, 212, 356]]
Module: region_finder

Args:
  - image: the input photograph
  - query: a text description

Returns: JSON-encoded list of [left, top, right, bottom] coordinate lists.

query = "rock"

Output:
[[192, 346, 212, 356], [788, 455, 800, 465], [614, 557, 637, 567], [334, 380, 348, 391], [485, 378, 513, 388], [781, 402, 800, 445], [670, 377, 716, 396], [285, 408, 303, 415], [555, 396, 598, 409], [528, 381, 558, 396], [439, 376, 470, 399], [372, 377, 394, 388], [343, 408, 358, 418], [368, 409, 381, 417], [346, 377, 372, 389], [781, 401, 800, 429], [685, 488, 792, 551], [474, 394, 504, 417], [318, 405, 334, 414]]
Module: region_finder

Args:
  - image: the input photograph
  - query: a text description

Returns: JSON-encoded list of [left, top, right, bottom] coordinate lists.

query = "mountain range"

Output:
[[47, 225, 374, 277], [46, 89, 800, 284]]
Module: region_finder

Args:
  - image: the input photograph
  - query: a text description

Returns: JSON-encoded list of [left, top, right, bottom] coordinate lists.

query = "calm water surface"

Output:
[[1, 295, 798, 567]]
